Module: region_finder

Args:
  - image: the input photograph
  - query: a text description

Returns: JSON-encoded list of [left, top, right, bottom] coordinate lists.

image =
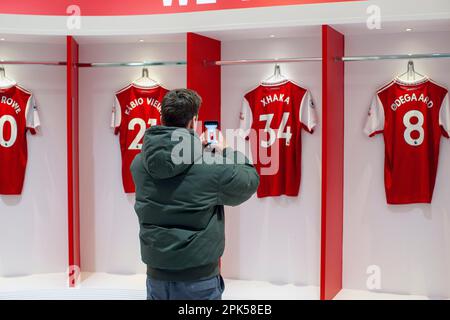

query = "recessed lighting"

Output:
[[406, 28, 413, 32], [269, 35, 276, 38], [0, 38, 5, 41], [139, 39, 145, 42]]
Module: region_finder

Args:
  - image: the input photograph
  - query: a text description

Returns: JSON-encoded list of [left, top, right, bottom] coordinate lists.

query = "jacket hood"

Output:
[[141, 126, 203, 180]]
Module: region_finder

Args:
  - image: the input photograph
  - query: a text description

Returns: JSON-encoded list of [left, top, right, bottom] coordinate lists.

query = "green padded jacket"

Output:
[[130, 126, 259, 281]]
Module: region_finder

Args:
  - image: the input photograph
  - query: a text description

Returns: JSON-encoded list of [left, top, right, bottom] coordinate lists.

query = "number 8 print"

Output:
[[403, 110, 424, 147], [0, 115, 18, 148]]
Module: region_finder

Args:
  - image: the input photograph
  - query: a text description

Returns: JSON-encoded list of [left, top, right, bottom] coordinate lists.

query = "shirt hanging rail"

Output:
[[206, 57, 323, 66], [78, 53, 450, 66], [0, 61, 188, 67], [77, 61, 187, 67], [2, 54, 448, 67], [0, 60, 67, 66], [339, 53, 450, 62]]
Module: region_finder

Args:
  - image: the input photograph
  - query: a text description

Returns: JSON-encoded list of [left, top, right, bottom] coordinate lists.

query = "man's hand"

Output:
[[200, 129, 229, 154]]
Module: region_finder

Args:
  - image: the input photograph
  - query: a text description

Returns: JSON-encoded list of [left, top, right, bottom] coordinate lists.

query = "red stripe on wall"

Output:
[[67, 36, 81, 287], [0, 0, 361, 16], [187, 33, 221, 126], [320, 25, 345, 300]]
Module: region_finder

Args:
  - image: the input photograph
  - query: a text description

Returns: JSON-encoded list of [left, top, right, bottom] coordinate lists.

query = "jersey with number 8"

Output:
[[112, 83, 168, 193], [0, 85, 40, 195], [364, 78, 450, 204], [240, 80, 317, 198]]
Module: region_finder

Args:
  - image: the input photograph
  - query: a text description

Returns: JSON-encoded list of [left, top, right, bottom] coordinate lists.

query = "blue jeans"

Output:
[[146, 275, 225, 300]]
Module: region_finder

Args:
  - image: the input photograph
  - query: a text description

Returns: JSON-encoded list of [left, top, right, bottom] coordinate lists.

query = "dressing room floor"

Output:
[[0, 273, 441, 300]]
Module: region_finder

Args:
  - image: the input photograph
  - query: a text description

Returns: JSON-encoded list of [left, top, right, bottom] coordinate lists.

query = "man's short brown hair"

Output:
[[161, 89, 202, 128]]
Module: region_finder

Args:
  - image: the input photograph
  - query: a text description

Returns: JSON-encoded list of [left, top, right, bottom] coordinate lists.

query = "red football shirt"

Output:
[[364, 78, 450, 204], [240, 80, 317, 198], [112, 83, 168, 193], [0, 84, 40, 195]]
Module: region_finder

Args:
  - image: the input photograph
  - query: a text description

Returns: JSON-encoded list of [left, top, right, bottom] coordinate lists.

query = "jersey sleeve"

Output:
[[25, 95, 40, 134], [364, 94, 385, 137], [439, 92, 450, 138], [111, 96, 122, 135], [299, 90, 318, 133], [239, 97, 253, 138]]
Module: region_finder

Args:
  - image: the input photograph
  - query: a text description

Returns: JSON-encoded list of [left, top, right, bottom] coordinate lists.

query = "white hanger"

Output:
[[396, 60, 427, 84], [0, 65, 17, 89], [133, 68, 159, 88], [262, 64, 288, 85]]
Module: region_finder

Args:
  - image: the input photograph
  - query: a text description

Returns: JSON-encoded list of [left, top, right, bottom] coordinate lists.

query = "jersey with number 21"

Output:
[[112, 83, 168, 193]]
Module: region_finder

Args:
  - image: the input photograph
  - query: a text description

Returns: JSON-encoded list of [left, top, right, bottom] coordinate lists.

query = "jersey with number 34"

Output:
[[364, 78, 450, 204], [240, 80, 317, 198], [112, 84, 168, 193]]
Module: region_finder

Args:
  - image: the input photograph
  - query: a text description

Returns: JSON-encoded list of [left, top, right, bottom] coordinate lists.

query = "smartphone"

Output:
[[204, 121, 219, 145]]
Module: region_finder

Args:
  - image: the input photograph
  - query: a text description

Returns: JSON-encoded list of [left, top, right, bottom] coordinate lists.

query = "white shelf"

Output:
[[334, 289, 447, 300]]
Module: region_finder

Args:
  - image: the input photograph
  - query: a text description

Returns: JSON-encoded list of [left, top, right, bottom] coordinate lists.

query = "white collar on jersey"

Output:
[[394, 75, 429, 86], [0, 74, 17, 89], [261, 64, 290, 86], [0, 65, 16, 89], [132, 68, 159, 88], [0, 81, 16, 90], [260, 79, 290, 87], [131, 81, 160, 89]]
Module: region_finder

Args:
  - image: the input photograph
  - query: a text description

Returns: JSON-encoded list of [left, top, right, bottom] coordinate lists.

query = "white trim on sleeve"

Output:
[[439, 92, 450, 137], [364, 94, 385, 137], [299, 90, 318, 133], [111, 96, 122, 129], [25, 95, 40, 130], [239, 97, 253, 138]]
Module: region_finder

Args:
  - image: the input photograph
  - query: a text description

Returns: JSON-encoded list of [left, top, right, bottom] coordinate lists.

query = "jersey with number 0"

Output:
[[0, 85, 40, 195], [112, 84, 168, 193], [364, 78, 450, 204], [240, 80, 317, 198]]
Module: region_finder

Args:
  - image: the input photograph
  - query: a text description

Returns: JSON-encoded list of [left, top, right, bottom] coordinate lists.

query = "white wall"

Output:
[[0, 42, 68, 276], [78, 36, 322, 287], [344, 31, 450, 298], [79, 41, 187, 274], [220, 36, 322, 286]]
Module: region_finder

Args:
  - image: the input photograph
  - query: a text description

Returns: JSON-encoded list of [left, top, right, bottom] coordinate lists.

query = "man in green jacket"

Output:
[[130, 89, 259, 300]]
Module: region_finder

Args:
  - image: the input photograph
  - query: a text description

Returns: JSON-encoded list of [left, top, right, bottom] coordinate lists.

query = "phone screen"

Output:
[[204, 121, 219, 145]]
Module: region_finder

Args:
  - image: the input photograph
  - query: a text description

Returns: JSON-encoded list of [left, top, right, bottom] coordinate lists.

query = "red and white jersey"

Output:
[[0, 84, 40, 195], [364, 78, 450, 204], [112, 83, 169, 193], [240, 80, 317, 198]]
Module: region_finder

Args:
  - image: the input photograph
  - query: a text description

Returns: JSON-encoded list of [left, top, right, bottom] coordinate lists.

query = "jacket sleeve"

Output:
[[217, 148, 260, 206]]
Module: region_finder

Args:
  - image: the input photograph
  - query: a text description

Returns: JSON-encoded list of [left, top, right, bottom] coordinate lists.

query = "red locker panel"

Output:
[[67, 36, 81, 287], [187, 33, 221, 125], [321, 25, 345, 300]]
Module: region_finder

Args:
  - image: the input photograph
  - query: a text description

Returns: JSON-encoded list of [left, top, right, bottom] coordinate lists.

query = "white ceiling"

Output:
[[0, 34, 66, 44], [199, 19, 450, 41], [333, 19, 450, 36], [199, 25, 322, 41], [1, 0, 449, 37], [74, 33, 187, 45], [0, 33, 187, 45], [0, 19, 449, 45]]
